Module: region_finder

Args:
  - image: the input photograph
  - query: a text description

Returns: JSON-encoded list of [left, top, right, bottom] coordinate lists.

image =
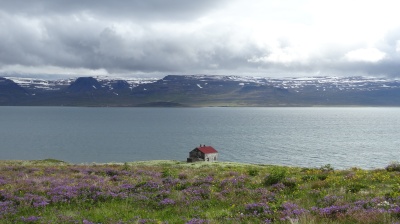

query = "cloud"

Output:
[[1, 0, 400, 78], [396, 41, 400, 52], [344, 48, 386, 63], [0, 7, 264, 76]]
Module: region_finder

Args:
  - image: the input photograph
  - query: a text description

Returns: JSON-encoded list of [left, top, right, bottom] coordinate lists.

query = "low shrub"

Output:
[[248, 168, 259, 177], [386, 162, 400, 172], [311, 180, 330, 189], [301, 175, 318, 182], [347, 183, 367, 193], [385, 184, 400, 200], [317, 173, 329, 181], [263, 168, 286, 186], [122, 162, 130, 171], [282, 177, 297, 189], [319, 164, 334, 172], [162, 169, 175, 178], [178, 173, 188, 180]]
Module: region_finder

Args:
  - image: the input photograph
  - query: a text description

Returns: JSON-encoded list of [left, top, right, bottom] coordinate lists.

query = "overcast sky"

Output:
[[1, 0, 400, 78]]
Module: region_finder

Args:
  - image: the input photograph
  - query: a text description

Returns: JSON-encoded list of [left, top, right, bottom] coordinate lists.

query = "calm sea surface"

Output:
[[0, 107, 399, 169]]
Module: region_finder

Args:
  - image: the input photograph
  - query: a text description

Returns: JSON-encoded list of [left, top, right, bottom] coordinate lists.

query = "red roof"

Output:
[[197, 146, 218, 154]]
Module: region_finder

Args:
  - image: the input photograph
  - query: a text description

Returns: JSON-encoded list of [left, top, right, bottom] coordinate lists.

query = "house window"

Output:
[[207, 158, 209, 161], [214, 156, 216, 161]]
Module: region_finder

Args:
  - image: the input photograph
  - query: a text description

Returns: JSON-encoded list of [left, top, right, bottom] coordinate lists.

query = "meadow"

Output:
[[1, 159, 400, 223]]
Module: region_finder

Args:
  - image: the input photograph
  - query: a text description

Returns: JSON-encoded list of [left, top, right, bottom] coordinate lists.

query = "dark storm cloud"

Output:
[[0, 0, 261, 76], [0, 2, 264, 76], [0, 11, 100, 67], [0, 0, 226, 21], [91, 26, 267, 73]]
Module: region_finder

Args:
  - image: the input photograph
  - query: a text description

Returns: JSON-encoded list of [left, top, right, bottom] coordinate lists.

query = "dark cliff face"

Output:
[[67, 77, 104, 93], [0, 77, 28, 94], [0, 77, 29, 104], [110, 80, 130, 90]]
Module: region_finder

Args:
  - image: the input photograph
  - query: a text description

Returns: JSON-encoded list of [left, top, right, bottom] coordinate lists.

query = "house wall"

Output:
[[188, 148, 218, 163], [189, 149, 202, 159], [204, 153, 218, 162]]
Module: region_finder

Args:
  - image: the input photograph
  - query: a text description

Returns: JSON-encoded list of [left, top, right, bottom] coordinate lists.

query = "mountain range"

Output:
[[1, 75, 400, 106]]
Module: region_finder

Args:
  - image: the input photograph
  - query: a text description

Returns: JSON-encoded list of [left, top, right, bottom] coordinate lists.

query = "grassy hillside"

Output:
[[1, 160, 400, 223]]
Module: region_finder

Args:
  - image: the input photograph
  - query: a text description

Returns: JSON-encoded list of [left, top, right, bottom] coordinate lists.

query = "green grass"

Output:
[[0, 160, 400, 223]]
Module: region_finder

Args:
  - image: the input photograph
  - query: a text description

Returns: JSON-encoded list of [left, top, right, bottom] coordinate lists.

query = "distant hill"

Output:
[[67, 77, 104, 93], [0, 77, 29, 104], [1, 75, 400, 106]]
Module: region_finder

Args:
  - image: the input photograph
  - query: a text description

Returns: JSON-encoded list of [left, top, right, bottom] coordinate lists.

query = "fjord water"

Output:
[[1, 107, 399, 169]]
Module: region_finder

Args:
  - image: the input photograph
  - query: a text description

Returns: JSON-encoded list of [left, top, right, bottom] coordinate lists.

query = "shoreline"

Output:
[[0, 159, 391, 171]]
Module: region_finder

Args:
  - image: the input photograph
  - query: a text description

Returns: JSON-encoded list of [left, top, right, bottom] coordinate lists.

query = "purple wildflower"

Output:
[[162, 177, 180, 188], [20, 216, 41, 223], [22, 193, 49, 208], [244, 202, 271, 216], [193, 176, 214, 186], [252, 188, 276, 202], [142, 181, 160, 191], [314, 204, 349, 218], [47, 185, 79, 203], [270, 182, 285, 192], [159, 198, 175, 206], [183, 186, 210, 200], [33, 200, 49, 207], [317, 195, 344, 207], [0, 178, 7, 185], [280, 202, 309, 220], [186, 218, 210, 224], [0, 201, 16, 217], [389, 205, 400, 216], [220, 175, 246, 189]]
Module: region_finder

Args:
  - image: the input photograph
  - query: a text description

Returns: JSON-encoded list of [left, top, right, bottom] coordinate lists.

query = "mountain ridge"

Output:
[[1, 75, 400, 106]]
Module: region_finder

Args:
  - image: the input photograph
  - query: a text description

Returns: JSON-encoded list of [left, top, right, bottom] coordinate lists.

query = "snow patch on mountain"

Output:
[[5, 75, 400, 93]]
